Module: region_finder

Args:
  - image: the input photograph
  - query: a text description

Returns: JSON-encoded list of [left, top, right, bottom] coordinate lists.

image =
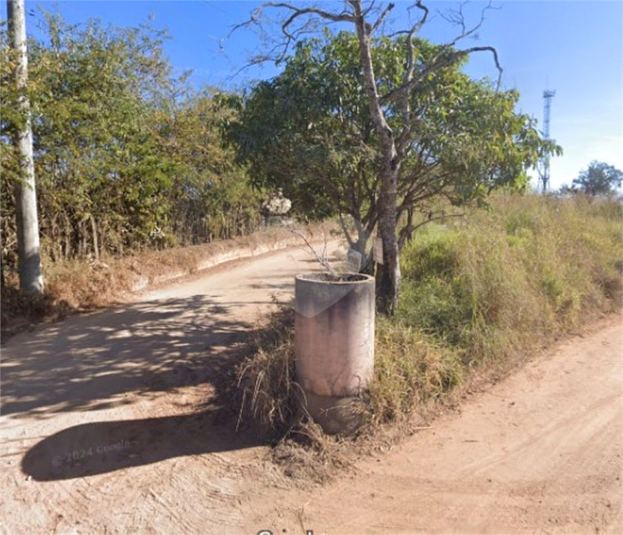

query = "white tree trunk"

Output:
[[8, 0, 44, 294]]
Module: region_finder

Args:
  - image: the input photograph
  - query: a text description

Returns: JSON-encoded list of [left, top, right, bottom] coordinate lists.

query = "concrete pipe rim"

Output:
[[295, 273, 374, 285]]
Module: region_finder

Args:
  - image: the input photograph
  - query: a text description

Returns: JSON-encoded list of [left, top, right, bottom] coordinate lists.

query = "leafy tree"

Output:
[[1, 12, 180, 260], [565, 161, 623, 197], [232, 31, 558, 277], [157, 90, 263, 243], [234, 1, 561, 313], [31, 13, 179, 257]]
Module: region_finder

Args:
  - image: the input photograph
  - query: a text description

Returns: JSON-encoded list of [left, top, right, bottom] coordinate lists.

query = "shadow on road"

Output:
[[2, 294, 275, 481], [2, 295, 252, 416], [21, 411, 260, 481]]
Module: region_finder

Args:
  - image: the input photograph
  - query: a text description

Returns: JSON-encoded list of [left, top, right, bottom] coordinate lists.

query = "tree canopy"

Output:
[[232, 31, 560, 263], [1, 11, 261, 269], [565, 161, 623, 197], [1, 3, 566, 314]]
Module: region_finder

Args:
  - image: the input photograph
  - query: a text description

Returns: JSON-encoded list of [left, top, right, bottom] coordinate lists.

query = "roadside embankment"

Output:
[[236, 194, 623, 479]]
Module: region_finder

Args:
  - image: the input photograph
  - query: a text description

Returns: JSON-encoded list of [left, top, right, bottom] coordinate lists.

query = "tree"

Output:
[[1, 10, 263, 269], [157, 90, 263, 243], [232, 28, 559, 306], [233, 0, 560, 314], [566, 161, 623, 197], [1, 11, 180, 259], [6, 0, 43, 293]]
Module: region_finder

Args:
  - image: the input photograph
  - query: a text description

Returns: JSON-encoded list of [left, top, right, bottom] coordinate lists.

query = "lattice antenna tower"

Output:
[[538, 89, 556, 192]]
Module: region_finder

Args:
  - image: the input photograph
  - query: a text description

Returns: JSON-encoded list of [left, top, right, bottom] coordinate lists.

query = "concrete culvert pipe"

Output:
[[294, 273, 375, 434]]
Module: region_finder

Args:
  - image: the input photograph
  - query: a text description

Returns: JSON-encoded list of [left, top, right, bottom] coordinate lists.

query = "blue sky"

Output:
[[3, 1, 622, 190]]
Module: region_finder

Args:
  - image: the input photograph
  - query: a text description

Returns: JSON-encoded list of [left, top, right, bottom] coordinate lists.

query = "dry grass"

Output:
[[235, 193, 623, 479], [236, 306, 299, 437], [364, 194, 622, 428], [235, 305, 353, 482]]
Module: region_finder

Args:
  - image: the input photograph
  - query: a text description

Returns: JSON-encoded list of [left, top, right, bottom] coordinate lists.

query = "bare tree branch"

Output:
[[269, 2, 355, 24], [381, 0, 502, 105], [371, 2, 395, 34], [338, 213, 356, 248], [381, 43, 502, 106], [289, 228, 338, 276], [439, 0, 499, 48], [228, 1, 356, 66], [409, 0, 430, 36]]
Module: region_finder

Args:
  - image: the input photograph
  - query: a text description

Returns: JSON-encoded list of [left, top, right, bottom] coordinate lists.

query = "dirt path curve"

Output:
[[1, 240, 622, 535], [0, 242, 342, 535]]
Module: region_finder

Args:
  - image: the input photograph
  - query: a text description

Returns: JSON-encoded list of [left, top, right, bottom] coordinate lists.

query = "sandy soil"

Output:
[[1, 242, 621, 535]]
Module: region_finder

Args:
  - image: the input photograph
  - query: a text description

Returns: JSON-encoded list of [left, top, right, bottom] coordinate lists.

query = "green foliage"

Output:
[[399, 235, 471, 346], [565, 161, 623, 197], [1, 11, 261, 269], [363, 193, 621, 427], [237, 195, 622, 439], [397, 194, 622, 364], [231, 31, 560, 247], [156, 91, 263, 245], [368, 320, 462, 424]]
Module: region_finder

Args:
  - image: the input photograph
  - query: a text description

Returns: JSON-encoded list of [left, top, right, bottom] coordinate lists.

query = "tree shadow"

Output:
[[2, 295, 252, 416], [21, 411, 259, 481], [3, 293, 276, 481]]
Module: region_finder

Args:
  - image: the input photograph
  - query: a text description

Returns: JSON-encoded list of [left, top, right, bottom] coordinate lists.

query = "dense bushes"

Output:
[[0, 12, 263, 272], [367, 194, 622, 424], [398, 194, 621, 357]]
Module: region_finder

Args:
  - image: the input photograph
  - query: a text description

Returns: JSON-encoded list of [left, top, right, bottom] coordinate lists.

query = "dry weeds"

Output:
[[1, 221, 340, 340], [235, 194, 623, 482]]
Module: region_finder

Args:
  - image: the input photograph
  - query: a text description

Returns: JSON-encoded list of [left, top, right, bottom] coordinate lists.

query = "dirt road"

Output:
[[255, 316, 623, 535], [1, 243, 621, 535]]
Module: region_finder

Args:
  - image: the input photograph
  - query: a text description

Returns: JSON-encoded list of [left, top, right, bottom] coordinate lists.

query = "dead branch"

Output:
[[381, 0, 502, 105], [370, 2, 395, 34], [289, 227, 338, 276], [229, 1, 356, 65]]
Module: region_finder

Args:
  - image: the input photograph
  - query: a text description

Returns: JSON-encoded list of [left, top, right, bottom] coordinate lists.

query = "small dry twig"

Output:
[[289, 228, 338, 276]]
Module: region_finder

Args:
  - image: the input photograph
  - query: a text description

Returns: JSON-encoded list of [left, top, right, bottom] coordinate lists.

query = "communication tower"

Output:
[[538, 90, 556, 192]]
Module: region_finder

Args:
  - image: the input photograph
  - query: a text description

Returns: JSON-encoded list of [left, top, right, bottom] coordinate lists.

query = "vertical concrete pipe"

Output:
[[294, 273, 375, 434]]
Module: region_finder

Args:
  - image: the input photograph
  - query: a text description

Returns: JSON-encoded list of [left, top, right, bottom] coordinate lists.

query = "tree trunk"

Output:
[[1, 232, 5, 288], [353, 2, 400, 313], [8, 0, 44, 294], [89, 213, 99, 260], [375, 165, 401, 314]]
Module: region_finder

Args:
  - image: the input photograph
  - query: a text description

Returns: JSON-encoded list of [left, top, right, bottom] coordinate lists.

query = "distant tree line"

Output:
[[560, 161, 623, 198]]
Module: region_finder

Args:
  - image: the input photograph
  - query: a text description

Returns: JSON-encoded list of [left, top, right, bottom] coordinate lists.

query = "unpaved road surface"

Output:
[[256, 316, 623, 535], [1, 242, 622, 535]]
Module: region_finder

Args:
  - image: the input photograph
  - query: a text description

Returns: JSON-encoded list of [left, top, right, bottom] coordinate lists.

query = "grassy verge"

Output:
[[1, 221, 339, 339], [236, 194, 622, 478]]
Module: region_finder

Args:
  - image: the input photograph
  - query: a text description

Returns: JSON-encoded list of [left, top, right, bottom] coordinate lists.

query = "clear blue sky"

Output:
[[3, 1, 622, 190]]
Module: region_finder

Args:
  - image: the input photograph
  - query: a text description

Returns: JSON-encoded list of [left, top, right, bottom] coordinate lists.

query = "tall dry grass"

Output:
[[367, 193, 622, 424]]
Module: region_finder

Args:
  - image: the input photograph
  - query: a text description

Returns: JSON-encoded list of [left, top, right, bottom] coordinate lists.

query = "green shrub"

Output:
[[397, 194, 621, 363]]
